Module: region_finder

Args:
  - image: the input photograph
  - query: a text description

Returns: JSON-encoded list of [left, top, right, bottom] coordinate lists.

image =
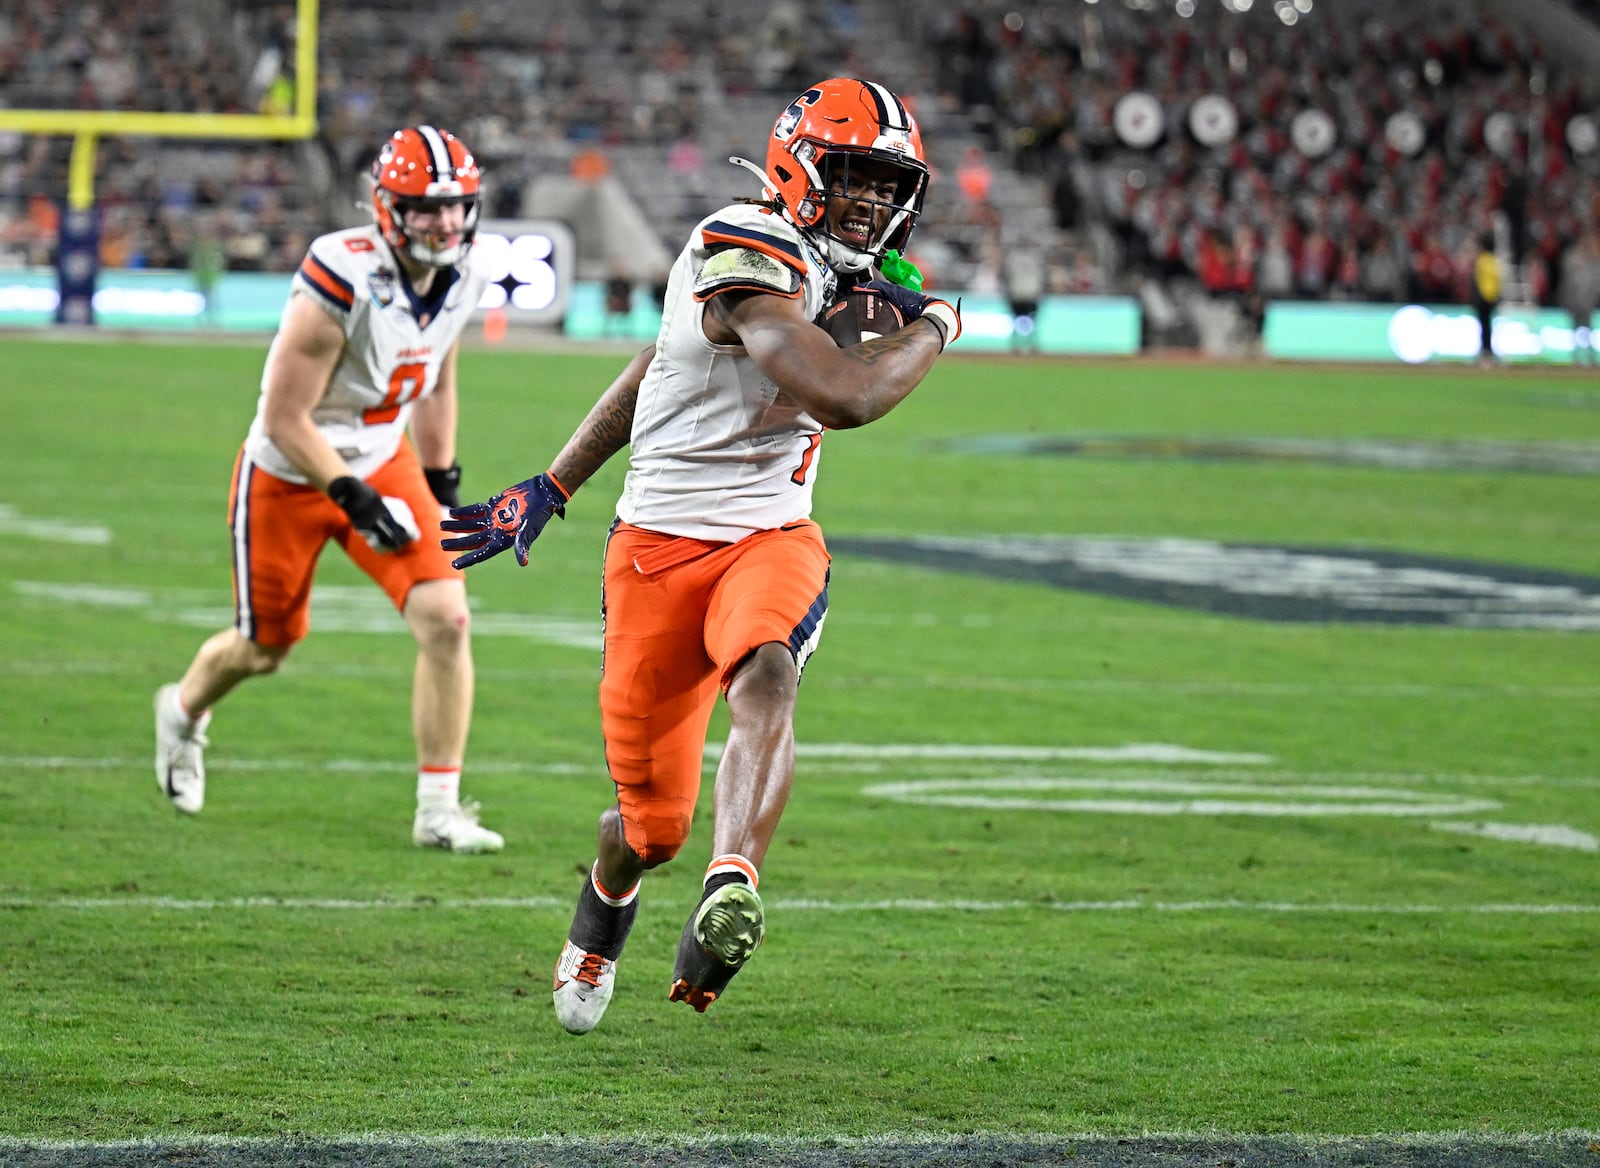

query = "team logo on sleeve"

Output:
[[368, 269, 397, 307]]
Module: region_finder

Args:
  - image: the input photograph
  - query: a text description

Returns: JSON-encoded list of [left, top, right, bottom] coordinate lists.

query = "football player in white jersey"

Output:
[[442, 79, 963, 1030], [153, 125, 504, 854]]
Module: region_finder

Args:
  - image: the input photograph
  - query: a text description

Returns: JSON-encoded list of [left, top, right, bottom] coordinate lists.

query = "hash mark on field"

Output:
[[0, 505, 111, 545], [4, 895, 1598, 915], [9, 579, 603, 648], [0, 756, 595, 775]]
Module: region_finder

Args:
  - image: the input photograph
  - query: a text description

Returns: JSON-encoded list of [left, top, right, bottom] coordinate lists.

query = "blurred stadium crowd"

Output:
[[3, 0, 1599, 330]]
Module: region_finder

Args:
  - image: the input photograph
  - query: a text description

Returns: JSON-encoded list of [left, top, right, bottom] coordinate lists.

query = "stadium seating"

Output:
[[4, 0, 1599, 337]]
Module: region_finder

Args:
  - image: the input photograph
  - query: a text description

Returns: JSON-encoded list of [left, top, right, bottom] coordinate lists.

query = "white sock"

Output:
[[166, 685, 198, 730], [705, 853, 759, 890], [417, 765, 461, 810]]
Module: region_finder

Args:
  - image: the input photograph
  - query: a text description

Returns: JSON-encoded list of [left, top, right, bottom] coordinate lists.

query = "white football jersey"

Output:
[[616, 203, 838, 541], [244, 224, 490, 484]]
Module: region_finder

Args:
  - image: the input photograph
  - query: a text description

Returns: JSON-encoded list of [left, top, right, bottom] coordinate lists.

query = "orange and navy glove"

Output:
[[440, 472, 569, 569]]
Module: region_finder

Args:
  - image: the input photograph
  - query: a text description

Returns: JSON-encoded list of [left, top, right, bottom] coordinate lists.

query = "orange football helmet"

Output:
[[762, 78, 929, 274], [370, 125, 482, 268]]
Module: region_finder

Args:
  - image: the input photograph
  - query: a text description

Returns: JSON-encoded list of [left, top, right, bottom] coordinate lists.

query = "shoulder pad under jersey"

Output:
[[294, 228, 383, 315], [692, 210, 808, 302]]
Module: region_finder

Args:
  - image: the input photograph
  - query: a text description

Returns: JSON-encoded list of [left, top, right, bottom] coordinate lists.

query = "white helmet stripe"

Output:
[[415, 124, 454, 181], [862, 81, 910, 132]]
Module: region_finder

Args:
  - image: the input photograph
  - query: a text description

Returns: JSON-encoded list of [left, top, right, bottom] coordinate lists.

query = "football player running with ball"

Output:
[[443, 79, 961, 1032], [153, 126, 505, 854]]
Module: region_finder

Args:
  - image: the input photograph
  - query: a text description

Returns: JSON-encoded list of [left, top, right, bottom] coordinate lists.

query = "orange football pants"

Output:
[[599, 518, 831, 864], [226, 437, 460, 648]]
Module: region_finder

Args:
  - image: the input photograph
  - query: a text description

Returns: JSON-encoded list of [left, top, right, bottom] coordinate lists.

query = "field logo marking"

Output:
[[1428, 820, 1599, 851], [831, 741, 1599, 852], [936, 433, 1600, 476], [861, 775, 1501, 818], [829, 535, 1600, 629]]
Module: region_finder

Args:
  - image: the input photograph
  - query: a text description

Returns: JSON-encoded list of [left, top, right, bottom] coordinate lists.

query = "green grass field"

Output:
[[2, 336, 1599, 1162]]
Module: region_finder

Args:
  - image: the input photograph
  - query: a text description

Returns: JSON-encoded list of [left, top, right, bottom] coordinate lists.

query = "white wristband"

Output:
[[921, 301, 961, 349]]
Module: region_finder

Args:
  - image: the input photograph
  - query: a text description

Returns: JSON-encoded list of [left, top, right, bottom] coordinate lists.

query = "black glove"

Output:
[[328, 475, 416, 553], [424, 463, 462, 509]]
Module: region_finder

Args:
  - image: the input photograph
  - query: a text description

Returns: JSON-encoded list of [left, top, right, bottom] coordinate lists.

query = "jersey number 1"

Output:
[[790, 431, 822, 485]]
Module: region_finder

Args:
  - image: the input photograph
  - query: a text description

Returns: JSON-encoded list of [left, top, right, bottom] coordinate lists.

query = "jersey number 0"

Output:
[[362, 362, 428, 425]]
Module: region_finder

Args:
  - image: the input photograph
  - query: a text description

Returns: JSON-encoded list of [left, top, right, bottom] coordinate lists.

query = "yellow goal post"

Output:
[[0, 0, 320, 212]]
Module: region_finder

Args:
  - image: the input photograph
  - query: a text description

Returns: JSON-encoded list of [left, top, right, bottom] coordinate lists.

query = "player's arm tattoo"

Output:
[[839, 321, 944, 366], [576, 379, 637, 464]]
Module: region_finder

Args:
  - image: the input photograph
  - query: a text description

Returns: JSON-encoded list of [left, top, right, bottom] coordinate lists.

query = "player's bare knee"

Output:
[[429, 605, 471, 647], [244, 642, 288, 676], [729, 643, 799, 712], [410, 600, 470, 654], [598, 806, 651, 871]]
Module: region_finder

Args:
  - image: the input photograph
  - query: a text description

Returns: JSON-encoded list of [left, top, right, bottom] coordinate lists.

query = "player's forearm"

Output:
[[832, 322, 946, 426], [546, 345, 650, 495], [762, 320, 943, 430], [264, 413, 357, 490], [410, 388, 457, 469]]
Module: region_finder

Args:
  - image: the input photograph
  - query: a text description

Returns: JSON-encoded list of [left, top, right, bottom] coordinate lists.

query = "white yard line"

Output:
[[7, 744, 1594, 849], [2, 895, 1596, 914]]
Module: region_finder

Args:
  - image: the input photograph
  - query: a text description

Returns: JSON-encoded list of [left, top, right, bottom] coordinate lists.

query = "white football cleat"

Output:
[[153, 683, 211, 814], [411, 800, 505, 853], [552, 938, 617, 1035]]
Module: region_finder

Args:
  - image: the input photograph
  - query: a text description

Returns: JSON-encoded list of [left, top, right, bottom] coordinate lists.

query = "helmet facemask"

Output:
[[381, 192, 481, 269], [788, 147, 927, 275]]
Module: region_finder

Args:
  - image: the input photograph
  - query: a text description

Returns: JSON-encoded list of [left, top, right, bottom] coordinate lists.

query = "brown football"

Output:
[[821, 286, 908, 347]]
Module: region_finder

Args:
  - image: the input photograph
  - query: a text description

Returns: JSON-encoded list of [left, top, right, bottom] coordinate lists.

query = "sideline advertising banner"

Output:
[[1263, 301, 1593, 364], [3, 266, 1140, 356]]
